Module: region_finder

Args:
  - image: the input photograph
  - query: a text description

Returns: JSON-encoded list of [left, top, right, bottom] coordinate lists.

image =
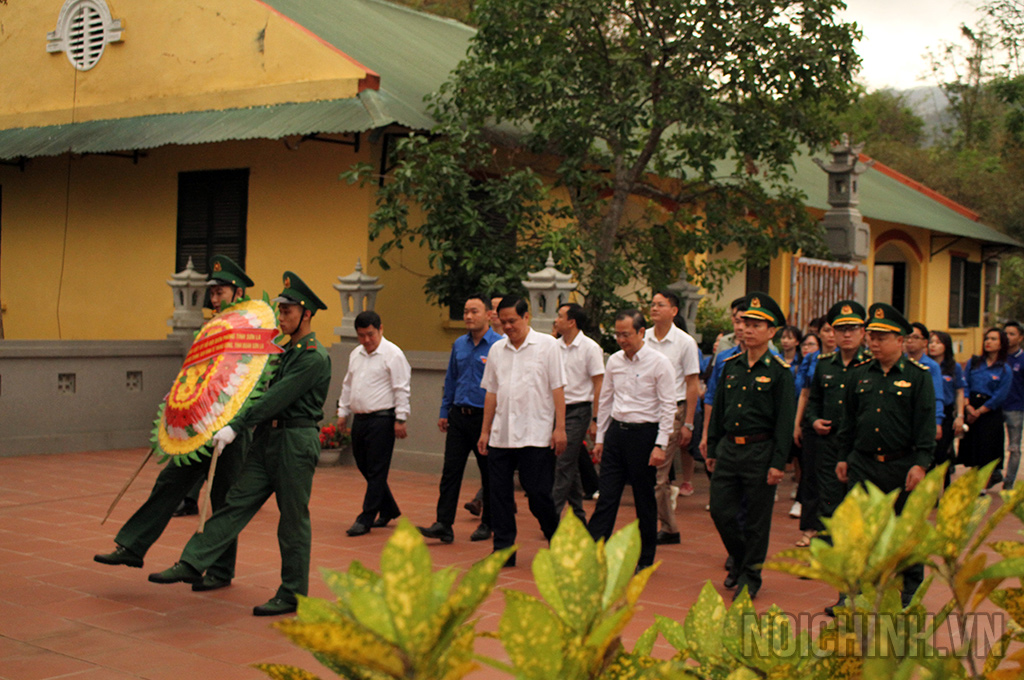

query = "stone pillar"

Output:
[[667, 269, 704, 342], [813, 134, 874, 262], [522, 252, 576, 332], [167, 257, 207, 339], [334, 259, 384, 338]]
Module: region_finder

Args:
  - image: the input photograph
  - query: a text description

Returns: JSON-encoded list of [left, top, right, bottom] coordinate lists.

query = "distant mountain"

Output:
[[881, 85, 953, 145]]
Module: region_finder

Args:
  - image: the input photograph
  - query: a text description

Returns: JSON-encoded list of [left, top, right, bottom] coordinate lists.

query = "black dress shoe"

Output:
[[148, 561, 202, 584], [418, 522, 454, 544], [172, 498, 199, 517], [192, 575, 232, 592], [464, 498, 483, 517], [656, 531, 681, 545], [373, 514, 400, 528], [724, 572, 739, 589], [94, 545, 143, 568], [469, 523, 491, 542], [724, 555, 734, 572], [500, 552, 516, 568], [253, 597, 297, 617], [346, 522, 371, 537]]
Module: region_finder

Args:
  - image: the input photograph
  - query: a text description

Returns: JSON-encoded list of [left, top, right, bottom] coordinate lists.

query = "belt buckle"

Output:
[[271, 419, 279, 428], [735, 435, 746, 445], [875, 454, 885, 462]]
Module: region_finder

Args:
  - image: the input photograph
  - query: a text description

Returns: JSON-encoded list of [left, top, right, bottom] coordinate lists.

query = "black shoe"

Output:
[[724, 572, 739, 589], [172, 498, 199, 517], [464, 498, 483, 517], [656, 531, 681, 545], [373, 514, 400, 528], [724, 555, 734, 572], [253, 597, 297, 617], [470, 523, 491, 542], [94, 545, 143, 568], [192, 574, 232, 592], [418, 522, 454, 544], [148, 561, 202, 584], [346, 521, 371, 537]]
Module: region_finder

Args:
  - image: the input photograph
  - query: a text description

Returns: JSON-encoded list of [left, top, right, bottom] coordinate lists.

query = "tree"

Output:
[[346, 0, 862, 328]]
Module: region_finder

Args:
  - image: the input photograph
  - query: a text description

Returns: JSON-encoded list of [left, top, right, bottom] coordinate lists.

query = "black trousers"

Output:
[[587, 421, 659, 568], [798, 426, 822, 532], [351, 413, 401, 526], [488, 446, 559, 552], [436, 408, 490, 527]]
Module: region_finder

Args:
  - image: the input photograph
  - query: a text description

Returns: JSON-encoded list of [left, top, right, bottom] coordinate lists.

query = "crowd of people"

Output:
[[92, 255, 1024, 618]]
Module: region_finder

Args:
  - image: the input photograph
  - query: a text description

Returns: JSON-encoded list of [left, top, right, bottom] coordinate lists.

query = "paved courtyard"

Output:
[[0, 448, 1015, 679]]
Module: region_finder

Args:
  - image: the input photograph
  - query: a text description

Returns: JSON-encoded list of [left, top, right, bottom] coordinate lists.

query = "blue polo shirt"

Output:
[[795, 349, 820, 395], [1005, 348, 1024, 412], [908, 353, 945, 425], [938, 363, 967, 410], [964, 358, 1013, 410], [439, 328, 502, 418]]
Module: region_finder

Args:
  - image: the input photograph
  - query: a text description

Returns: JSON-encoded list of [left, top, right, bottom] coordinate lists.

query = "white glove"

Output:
[[212, 425, 237, 450]]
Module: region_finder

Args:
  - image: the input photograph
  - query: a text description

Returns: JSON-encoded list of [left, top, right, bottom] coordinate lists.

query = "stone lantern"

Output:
[[813, 133, 874, 262], [667, 269, 704, 342], [334, 259, 383, 338], [167, 257, 207, 339], [522, 252, 576, 332]]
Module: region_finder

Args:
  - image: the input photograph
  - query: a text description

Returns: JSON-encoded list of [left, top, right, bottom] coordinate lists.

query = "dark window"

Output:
[[745, 263, 771, 294], [175, 169, 249, 275], [949, 256, 982, 328]]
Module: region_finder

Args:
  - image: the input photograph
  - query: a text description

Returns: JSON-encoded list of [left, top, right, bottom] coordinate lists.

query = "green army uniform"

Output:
[[708, 293, 796, 598], [96, 255, 253, 585], [173, 272, 332, 608], [803, 300, 871, 530], [835, 303, 935, 606]]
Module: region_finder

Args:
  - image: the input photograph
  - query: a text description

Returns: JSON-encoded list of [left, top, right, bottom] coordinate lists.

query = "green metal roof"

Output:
[[788, 152, 1020, 247]]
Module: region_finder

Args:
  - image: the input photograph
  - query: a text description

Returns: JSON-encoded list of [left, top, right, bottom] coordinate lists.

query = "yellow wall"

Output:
[[0, 0, 368, 129], [0, 137, 460, 351]]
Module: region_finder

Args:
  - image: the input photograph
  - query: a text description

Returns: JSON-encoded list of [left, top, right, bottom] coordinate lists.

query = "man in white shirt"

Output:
[[337, 311, 412, 537], [552, 303, 605, 522], [646, 290, 700, 545], [478, 297, 568, 567], [588, 309, 677, 571]]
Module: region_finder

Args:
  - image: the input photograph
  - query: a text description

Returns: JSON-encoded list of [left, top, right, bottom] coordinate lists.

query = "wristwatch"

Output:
[[683, 422, 695, 431]]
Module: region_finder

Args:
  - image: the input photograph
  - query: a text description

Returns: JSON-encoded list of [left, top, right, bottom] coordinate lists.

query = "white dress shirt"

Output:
[[558, 331, 605, 404], [645, 324, 700, 401], [480, 329, 567, 448], [337, 336, 411, 421], [596, 343, 676, 448]]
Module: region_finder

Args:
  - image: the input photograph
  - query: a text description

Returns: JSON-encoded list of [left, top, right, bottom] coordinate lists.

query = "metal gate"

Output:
[[789, 257, 862, 330]]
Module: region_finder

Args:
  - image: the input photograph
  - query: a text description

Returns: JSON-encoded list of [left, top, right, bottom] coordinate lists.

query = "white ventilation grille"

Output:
[[47, 0, 123, 72]]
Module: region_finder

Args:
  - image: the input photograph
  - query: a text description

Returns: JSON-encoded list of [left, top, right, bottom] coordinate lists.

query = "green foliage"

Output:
[[695, 298, 734, 355], [994, 254, 1024, 321], [345, 0, 861, 331]]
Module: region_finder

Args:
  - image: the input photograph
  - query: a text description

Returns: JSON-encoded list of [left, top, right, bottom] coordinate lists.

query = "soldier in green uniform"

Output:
[[835, 302, 936, 610], [94, 255, 254, 592], [149, 271, 332, 617], [803, 301, 870, 533], [707, 292, 795, 600]]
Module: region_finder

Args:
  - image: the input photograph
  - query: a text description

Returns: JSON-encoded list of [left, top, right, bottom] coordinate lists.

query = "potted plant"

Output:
[[318, 423, 351, 466]]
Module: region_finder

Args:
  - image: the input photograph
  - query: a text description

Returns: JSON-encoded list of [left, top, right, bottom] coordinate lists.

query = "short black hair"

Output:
[[558, 302, 589, 332], [654, 290, 680, 310], [614, 309, 646, 332], [465, 293, 491, 310], [909, 322, 929, 338], [730, 295, 747, 312], [497, 296, 529, 317], [1005, 320, 1022, 333], [354, 310, 382, 330]]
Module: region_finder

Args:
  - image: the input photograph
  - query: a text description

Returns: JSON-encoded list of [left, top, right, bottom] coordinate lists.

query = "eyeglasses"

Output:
[[836, 325, 864, 333]]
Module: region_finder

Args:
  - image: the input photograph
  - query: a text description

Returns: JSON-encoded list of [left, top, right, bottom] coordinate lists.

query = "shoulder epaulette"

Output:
[[908, 357, 928, 371], [819, 350, 837, 359], [853, 356, 873, 367], [772, 354, 790, 369], [724, 352, 743, 362]]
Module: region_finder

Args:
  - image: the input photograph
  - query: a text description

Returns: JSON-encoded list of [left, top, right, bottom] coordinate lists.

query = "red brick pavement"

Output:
[[0, 449, 1015, 679]]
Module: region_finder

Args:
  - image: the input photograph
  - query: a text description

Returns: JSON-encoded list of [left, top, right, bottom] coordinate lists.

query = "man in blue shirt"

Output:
[[905, 322, 945, 442], [1003, 322, 1024, 489], [419, 294, 502, 543]]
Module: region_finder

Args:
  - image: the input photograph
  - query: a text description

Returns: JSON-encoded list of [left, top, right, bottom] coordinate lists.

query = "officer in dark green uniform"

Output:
[[94, 255, 253, 592], [835, 302, 935, 609], [707, 292, 795, 600], [804, 300, 871, 530], [149, 271, 332, 617]]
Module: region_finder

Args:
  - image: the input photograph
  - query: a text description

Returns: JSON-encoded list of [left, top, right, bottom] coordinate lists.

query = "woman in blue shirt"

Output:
[[959, 327, 1013, 487], [928, 330, 965, 486]]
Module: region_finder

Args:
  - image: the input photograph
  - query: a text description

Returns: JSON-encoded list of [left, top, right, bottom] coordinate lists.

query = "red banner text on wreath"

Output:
[[182, 328, 283, 368]]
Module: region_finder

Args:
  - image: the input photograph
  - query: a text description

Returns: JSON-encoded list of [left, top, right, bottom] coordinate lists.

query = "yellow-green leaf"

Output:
[[602, 520, 641, 608], [536, 514, 604, 634], [498, 590, 566, 680], [989, 588, 1024, 627], [252, 663, 324, 680], [379, 520, 435, 654], [683, 581, 729, 666], [273, 619, 407, 677]]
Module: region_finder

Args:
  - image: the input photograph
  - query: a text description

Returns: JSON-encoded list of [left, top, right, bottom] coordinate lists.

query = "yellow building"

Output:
[[0, 0, 1018, 358]]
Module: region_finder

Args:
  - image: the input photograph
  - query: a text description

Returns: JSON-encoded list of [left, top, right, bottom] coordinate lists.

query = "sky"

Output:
[[838, 0, 984, 91]]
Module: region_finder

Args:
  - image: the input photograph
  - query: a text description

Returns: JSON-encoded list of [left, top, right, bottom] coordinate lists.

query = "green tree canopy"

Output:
[[347, 0, 862, 328]]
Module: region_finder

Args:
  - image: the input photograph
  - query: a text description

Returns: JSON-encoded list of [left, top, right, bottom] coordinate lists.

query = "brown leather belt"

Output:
[[862, 449, 911, 463], [726, 432, 772, 445]]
